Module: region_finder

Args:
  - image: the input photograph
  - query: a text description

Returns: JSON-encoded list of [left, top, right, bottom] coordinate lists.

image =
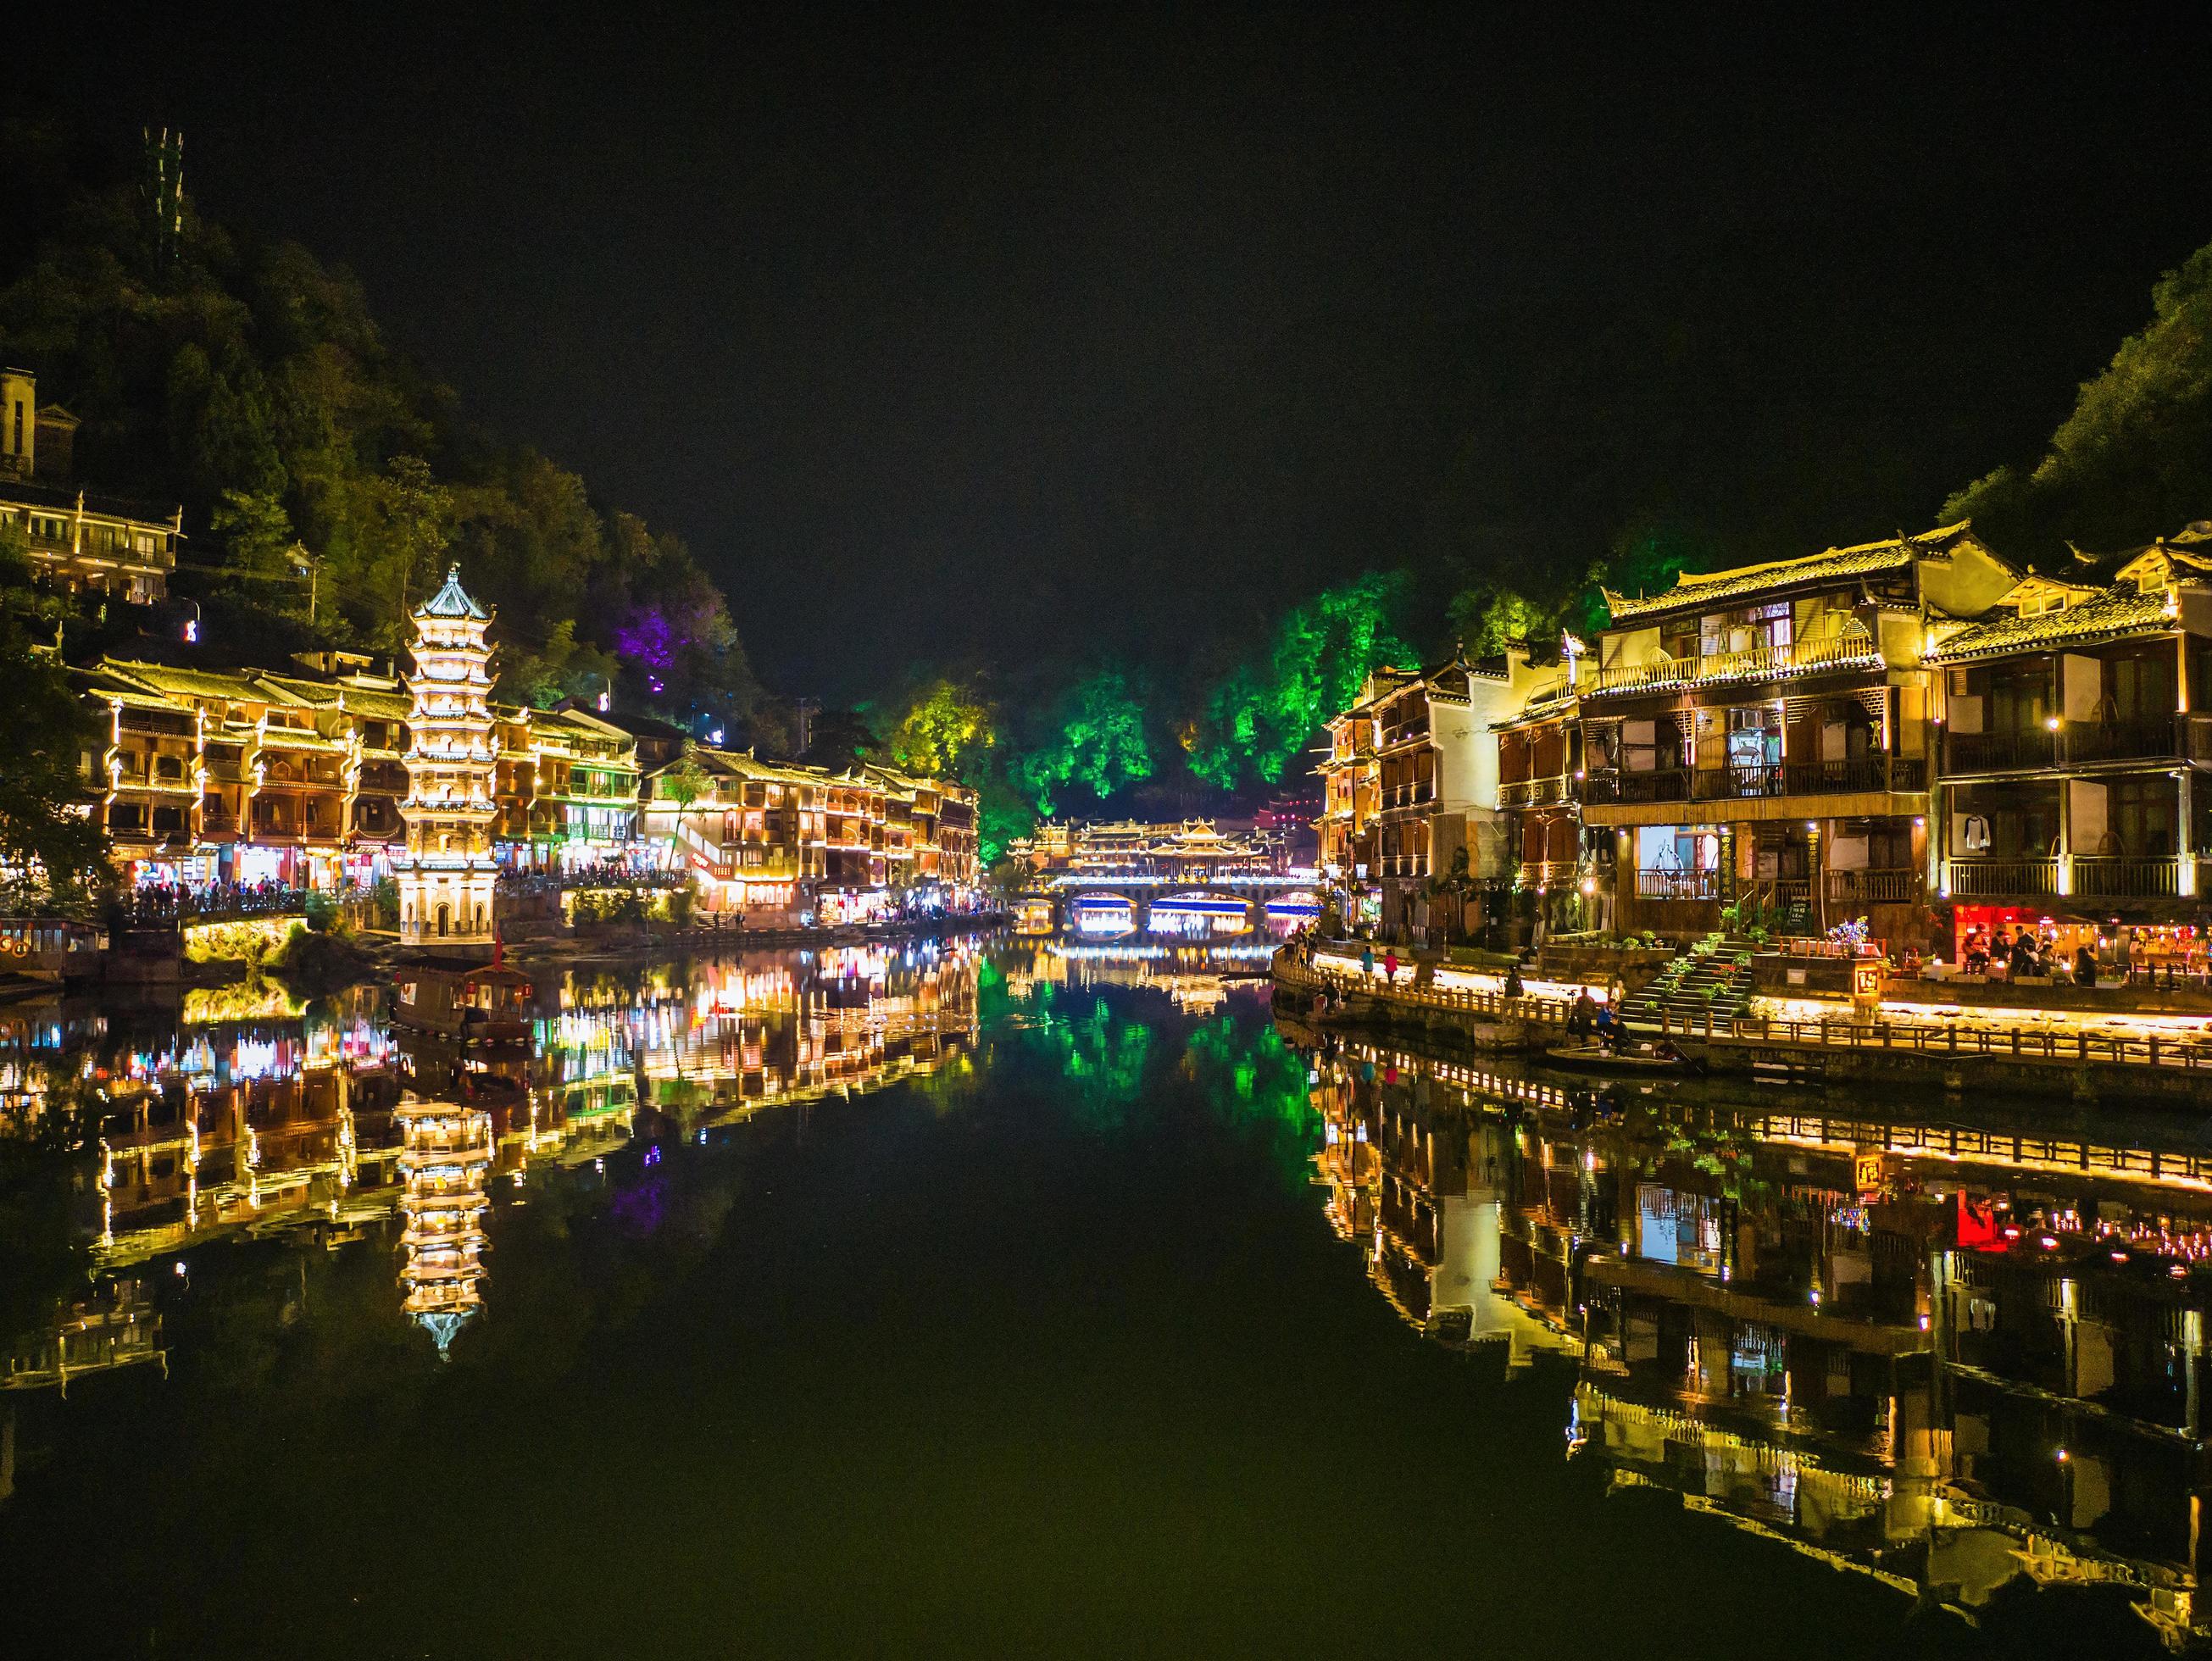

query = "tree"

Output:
[[361, 455, 454, 647], [886, 676, 995, 781], [1187, 574, 1411, 791], [208, 487, 304, 612], [1946, 240, 2212, 558], [1014, 669, 1153, 815], [0, 535, 104, 906]]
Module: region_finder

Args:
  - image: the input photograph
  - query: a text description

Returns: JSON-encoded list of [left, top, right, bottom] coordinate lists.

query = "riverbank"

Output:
[[1272, 947, 2212, 1107]]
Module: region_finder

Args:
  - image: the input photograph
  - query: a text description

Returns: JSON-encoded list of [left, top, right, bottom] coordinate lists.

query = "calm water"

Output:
[[0, 936, 2198, 1657]]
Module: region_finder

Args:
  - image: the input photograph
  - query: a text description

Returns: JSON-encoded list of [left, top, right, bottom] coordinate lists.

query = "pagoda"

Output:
[[395, 1098, 492, 1356], [395, 564, 498, 952]]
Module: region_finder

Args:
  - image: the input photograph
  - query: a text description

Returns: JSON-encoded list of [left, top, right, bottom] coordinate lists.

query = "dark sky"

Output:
[[22, 5, 2212, 698]]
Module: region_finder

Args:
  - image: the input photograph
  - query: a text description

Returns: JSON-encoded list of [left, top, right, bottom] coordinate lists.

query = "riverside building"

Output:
[[1322, 518, 2212, 958]]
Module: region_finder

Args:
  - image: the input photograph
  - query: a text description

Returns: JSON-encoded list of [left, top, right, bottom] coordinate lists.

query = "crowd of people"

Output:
[[118, 878, 314, 924]]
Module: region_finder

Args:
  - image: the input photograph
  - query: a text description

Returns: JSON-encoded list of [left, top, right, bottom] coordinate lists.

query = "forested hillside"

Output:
[[0, 122, 761, 728]]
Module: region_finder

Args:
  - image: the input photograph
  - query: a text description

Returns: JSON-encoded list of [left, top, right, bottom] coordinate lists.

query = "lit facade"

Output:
[[1926, 537, 2212, 943], [393, 566, 498, 947]]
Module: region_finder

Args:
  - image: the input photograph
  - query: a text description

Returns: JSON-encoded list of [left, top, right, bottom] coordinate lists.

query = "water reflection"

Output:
[[4, 942, 2201, 1654], [1, 939, 984, 1381], [1295, 1020, 2212, 1647]]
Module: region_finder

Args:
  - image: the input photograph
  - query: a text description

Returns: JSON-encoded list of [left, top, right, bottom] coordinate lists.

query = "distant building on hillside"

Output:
[[0, 367, 183, 604]]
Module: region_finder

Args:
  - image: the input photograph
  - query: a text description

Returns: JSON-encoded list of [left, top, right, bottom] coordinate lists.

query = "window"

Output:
[[1725, 707, 1781, 769]]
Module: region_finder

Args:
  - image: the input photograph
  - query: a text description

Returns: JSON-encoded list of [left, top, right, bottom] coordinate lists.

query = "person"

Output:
[[1569, 988, 1598, 1042], [1503, 961, 1526, 999], [1593, 1003, 1620, 1053], [1360, 945, 1376, 980], [2010, 930, 2040, 980], [2076, 943, 2099, 987], [1383, 949, 1398, 986]]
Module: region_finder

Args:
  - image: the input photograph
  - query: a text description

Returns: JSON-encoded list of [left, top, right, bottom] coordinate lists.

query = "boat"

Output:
[[1542, 1042, 1699, 1076], [392, 958, 536, 1043]]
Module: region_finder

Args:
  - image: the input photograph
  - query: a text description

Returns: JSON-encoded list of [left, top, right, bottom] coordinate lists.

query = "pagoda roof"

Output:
[[1603, 522, 1989, 622], [414, 564, 488, 621]]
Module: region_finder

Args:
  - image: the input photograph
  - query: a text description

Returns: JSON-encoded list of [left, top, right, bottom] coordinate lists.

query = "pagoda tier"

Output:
[[395, 565, 500, 948]]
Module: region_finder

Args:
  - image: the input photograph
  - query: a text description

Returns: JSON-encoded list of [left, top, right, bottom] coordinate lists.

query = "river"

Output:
[[0, 934, 2196, 1657]]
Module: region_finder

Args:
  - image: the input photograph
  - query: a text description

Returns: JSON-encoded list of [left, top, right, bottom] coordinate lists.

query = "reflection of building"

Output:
[[395, 1100, 492, 1354], [3, 1280, 166, 1396], [395, 566, 499, 948], [1297, 1029, 2212, 1647], [1312, 1047, 1579, 1369]]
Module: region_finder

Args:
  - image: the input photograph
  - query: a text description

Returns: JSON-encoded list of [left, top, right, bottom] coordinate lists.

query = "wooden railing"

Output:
[[2071, 856, 2181, 898], [1944, 729, 2058, 773], [1587, 625, 1881, 697], [1498, 775, 1572, 808], [1947, 858, 2059, 897], [1635, 869, 1718, 902], [1824, 867, 1920, 904], [1584, 769, 1690, 805], [1783, 756, 1928, 794], [1690, 1008, 2212, 1073]]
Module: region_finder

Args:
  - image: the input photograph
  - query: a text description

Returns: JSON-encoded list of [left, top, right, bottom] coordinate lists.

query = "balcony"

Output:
[[1782, 756, 1928, 794], [1943, 728, 2057, 773], [1497, 775, 1572, 808], [1634, 869, 1718, 902], [1381, 781, 1437, 810], [1692, 763, 1783, 802], [2061, 714, 2212, 765], [1948, 858, 2060, 898], [2072, 856, 2181, 898], [1589, 622, 1881, 698], [1824, 867, 1920, 905], [1584, 769, 1690, 805]]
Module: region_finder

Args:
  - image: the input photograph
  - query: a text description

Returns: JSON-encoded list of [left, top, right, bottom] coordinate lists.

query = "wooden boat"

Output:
[[392, 959, 536, 1043], [1542, 1042, 1697, 1075]]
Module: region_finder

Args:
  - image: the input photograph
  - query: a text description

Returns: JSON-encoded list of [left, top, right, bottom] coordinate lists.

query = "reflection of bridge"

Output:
[[1042, 871, 1320, 933]]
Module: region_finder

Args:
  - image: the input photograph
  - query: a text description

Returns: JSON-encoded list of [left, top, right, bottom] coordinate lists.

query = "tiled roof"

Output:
[[1925, 583, 2178, 661], [97, 661, 303, 705], [1603, 522, 1979, 621]]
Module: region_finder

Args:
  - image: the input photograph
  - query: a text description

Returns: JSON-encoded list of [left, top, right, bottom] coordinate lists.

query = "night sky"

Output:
[[22, 6, 2212, 699]]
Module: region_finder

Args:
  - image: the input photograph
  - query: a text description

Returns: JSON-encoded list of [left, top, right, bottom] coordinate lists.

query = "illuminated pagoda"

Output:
[[395, 1097, 492, 1356], [395, 564, 498, 951]]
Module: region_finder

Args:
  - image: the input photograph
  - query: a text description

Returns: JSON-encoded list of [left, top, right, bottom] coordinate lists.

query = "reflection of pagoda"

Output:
[[396, 1098, 492, 1356]]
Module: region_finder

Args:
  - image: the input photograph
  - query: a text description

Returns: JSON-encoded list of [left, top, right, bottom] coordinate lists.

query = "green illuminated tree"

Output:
[[1014, 669, 1153, 815], [1188, 573, 1411, 791]]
